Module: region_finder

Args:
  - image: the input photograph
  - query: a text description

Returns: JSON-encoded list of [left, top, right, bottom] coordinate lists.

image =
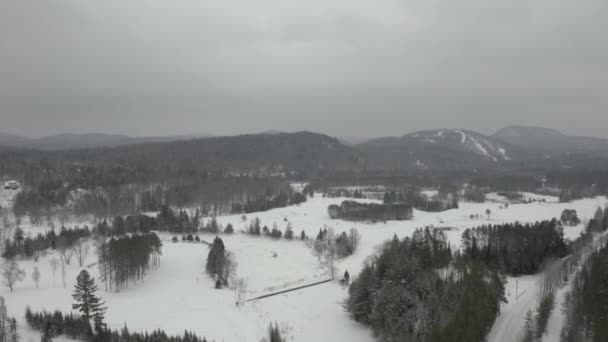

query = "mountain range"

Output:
[[2, 126, 608, 172], [0, 132, 213, 151]]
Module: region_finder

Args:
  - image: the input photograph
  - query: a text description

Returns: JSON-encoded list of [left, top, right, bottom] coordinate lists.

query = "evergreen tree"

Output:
[[284, 223, 294, 240], [72, 270, 106, 332], [206, 237, 226, 286], [267, 323, 284, 342], [0, 297, 7, 342], [224, 224, 234, 234]]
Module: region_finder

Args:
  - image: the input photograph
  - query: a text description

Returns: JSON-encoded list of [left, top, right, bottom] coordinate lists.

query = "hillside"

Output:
[[358, 129, 527, 170], [493, 126, 608, 157], [0, 132, 213, 150], [0, 132, 363, 181]]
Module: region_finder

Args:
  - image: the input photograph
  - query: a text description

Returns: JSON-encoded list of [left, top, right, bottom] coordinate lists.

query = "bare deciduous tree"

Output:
[[222, 252, 238, 287], [49, 258, 59, 287], [1, 261, 25, 291], [31, 266, 41, 288], [75, 239, 90, 267], [61, 258, 67, 288]]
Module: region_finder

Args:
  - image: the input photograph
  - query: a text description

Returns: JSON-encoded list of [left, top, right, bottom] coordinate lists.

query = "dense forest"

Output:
[[328, 201, 413, 222], [346, 228, 505, 342], [460, 219, 568, 276], [383, 189, 458, 212], [561, 242, 608, 341]]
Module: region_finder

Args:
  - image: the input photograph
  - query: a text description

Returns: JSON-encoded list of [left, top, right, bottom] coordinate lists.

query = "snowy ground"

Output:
[[3, 193, 607, 342], [0, 188, 19, 209]]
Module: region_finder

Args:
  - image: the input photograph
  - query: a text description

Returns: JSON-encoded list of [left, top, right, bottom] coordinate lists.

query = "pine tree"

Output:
[[267, 323, 284, 342], [0, 297, 7, 342], [72, 270, 106, 332], [41, 321, 53, 342], [206, 237, 226, 286], [284, 223, 294, 240], [8, 318, 16, 342]]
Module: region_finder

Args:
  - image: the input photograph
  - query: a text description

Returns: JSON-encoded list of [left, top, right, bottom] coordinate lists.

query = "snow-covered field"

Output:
[[2, 193, 607, 342]]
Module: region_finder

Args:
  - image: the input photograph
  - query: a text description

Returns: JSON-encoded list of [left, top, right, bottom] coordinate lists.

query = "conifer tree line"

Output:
[[93, 205, 252, 236], [461, 219, 568, 276], [26, 307, 90, 340], [383, 189, 458, 212], [25, 309, 212, 342], [230, 185, 312, 214], [561, 240, 608, 341], [346, 228, 504, 342], [328, 200, 414, 221], [97, 234, 162, 292], [2, 226, 90, 260], [0, 297, 18, 342], [586, 206, 608, 233]]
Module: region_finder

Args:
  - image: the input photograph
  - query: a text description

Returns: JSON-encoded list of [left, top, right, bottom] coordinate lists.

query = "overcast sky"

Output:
[[1, 0, 607, 138]]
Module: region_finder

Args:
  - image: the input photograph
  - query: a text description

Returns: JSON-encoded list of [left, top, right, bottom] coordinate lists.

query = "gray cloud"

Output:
[[1, 0, 607, 138]]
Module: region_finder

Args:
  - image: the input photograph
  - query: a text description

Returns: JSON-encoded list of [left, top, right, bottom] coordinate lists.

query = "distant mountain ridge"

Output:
[[492, 126, 608, 157], [3, 126, 608, 173], [0, 132, 213, 150]]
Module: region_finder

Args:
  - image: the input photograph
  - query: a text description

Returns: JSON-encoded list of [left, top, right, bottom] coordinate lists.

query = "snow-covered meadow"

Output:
[[1, 190, 606, 342]]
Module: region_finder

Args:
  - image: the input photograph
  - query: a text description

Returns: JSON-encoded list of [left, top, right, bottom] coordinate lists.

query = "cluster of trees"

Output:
[[560, 209, 581, 226], [586, 206, 608, 233], [496, 191, 524, 202], [383, 189, 458, 212], [230, 186, 312, 214], [328, 200, 413, 222], [558, 184, 605, 203], [0, 297, 18, 342], [462, 187, 486, 203], [26, 308, 95, 341], [12, 179, 69, 222], [94, 206, 260, 236], [206, 237, 237, 289], [308, 227, 361, 279], [28, 309, 212, 342], [561, 241, 608, 341], [2, 226, 90, 262], [314, 227, 361, 259], [346, 229, 505, 341], [93, 206, 201, 235], [324, 188, 365, 199], [461, 219, 568, 275], [97, 234, 162, 292], [245, 218, 301, 241]]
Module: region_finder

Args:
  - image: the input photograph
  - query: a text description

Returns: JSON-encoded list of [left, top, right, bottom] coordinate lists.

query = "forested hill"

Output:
[[0, 131, 364, 182]]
